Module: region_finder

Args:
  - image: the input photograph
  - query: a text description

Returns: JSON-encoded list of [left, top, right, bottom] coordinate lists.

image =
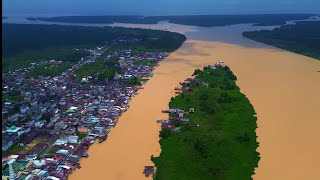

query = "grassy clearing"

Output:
[[73, 58, 119, 81], [133, 60, 156, 66], [27, 63, 71, 77]]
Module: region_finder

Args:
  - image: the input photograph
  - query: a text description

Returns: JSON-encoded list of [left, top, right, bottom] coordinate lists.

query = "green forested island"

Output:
[[35, 14, 313, 27], [152, 65, 260, 179], [2, 24, 186, 72], [243, 21, 320, 60]]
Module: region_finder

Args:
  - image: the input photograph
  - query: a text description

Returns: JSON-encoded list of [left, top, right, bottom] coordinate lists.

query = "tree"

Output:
[[160, 128, 172, 139], [192, 69, 202, 76], [194, 139, 209, 158], [42, 113, 51, 123]]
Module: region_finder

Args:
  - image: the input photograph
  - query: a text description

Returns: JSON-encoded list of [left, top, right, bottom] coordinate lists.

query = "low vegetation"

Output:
[[2, 91, 24, 102], [152, 65, 260, 179], [133, 60, 156, 66], [27, 63, 71, 77], [127, 77, 149, 86], [73, 58, 119, 81], [243, 21, 320, 60], [2, 46, 90, 73]]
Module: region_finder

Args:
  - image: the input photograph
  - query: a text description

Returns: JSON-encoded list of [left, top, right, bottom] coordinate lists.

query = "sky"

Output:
[[3, 0, 320, 17]]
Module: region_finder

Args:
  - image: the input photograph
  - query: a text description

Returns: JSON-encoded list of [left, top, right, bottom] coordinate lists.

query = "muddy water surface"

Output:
[[69, 22, 320, 180], [7, 18, 318, 180]]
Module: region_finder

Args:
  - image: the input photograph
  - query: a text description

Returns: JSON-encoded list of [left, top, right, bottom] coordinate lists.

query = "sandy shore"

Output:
[[70, 24, 320, 180]]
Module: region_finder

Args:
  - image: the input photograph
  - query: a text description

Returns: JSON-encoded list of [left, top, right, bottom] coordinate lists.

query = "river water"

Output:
[[3, 17, 320, 180]]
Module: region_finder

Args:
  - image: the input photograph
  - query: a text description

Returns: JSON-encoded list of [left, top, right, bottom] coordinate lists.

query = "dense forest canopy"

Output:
[[243, 21, 320, 60], [36, 14, 314, 27], [2, 24, 186, 72], [3, 23, 185, 57], [153, 66, 260, 179]]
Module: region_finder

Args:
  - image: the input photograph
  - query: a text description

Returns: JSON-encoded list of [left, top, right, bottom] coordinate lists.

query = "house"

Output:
[[20, 106, 30, 114], [35, 121, 45, 128], [46, 176, 61, 180], [50, 114, 60, 123], [143, 166, 155, 177], [8, 113, 22, 122], [2, 139, 13, 151], [54, 137, 68, 146], [89, 129, 101, 137], [77, 126, 89, 133], [54, 121, 66, 131], [33, 160, 46, 168], [56, 149, 69, 156], [67, 155, 80, 163], [73, 145, 87, 157], [36, 170, 49, 179], [67, 136, 79, 144], [5, 125, 23, 136], [40, 107, 47, 113]]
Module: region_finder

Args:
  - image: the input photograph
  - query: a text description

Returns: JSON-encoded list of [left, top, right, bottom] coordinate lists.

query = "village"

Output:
[[1, 42, 168, 180]]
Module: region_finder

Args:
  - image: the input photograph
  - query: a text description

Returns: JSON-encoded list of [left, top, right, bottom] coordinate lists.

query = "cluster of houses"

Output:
[[156, 62, 227, 135], [2, 45, 168, 180], [158, 108, 193, 133]]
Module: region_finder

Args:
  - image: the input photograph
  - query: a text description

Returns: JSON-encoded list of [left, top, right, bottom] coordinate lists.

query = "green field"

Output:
[[73, 58, 119, 81], [2, 91, 24, 102], [152, 66, 260, 179], [133, 60, 156, 66], [27, 63, 71, 77]]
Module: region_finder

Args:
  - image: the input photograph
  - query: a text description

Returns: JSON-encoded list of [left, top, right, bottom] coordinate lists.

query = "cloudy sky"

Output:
[[3, 0, 320, 16]]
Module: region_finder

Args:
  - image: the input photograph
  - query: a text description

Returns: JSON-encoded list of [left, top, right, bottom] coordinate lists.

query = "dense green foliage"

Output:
[[77, 132, 88, 139], [3, 24, 186, 57], [243, 21, 320, 60], [74, 58, 119, 81], [37, 14, 313, 27], [152, 66, 260, 179], [2, 46, 90, 73], [2, 91, 24, 102], [133, 60, 156, 66], [127, 77, 142, 86], [27, 63, 71, 77], [3, 24, 185, 72], [127, 77, 149, 86]]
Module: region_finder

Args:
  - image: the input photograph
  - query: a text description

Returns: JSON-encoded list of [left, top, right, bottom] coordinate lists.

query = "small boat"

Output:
[[143, 166, 155, 177], [98, 136, 107, 143]]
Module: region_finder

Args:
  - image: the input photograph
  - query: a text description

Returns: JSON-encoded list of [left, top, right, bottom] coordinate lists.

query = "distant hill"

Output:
[[243, 21, 320, 60], [25, 17, 38, 21], [36, 14, 314, 27]]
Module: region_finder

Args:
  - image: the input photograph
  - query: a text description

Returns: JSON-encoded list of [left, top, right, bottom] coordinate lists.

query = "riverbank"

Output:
[[243, 21, 320, 60], [70, 37, 320, 179]]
